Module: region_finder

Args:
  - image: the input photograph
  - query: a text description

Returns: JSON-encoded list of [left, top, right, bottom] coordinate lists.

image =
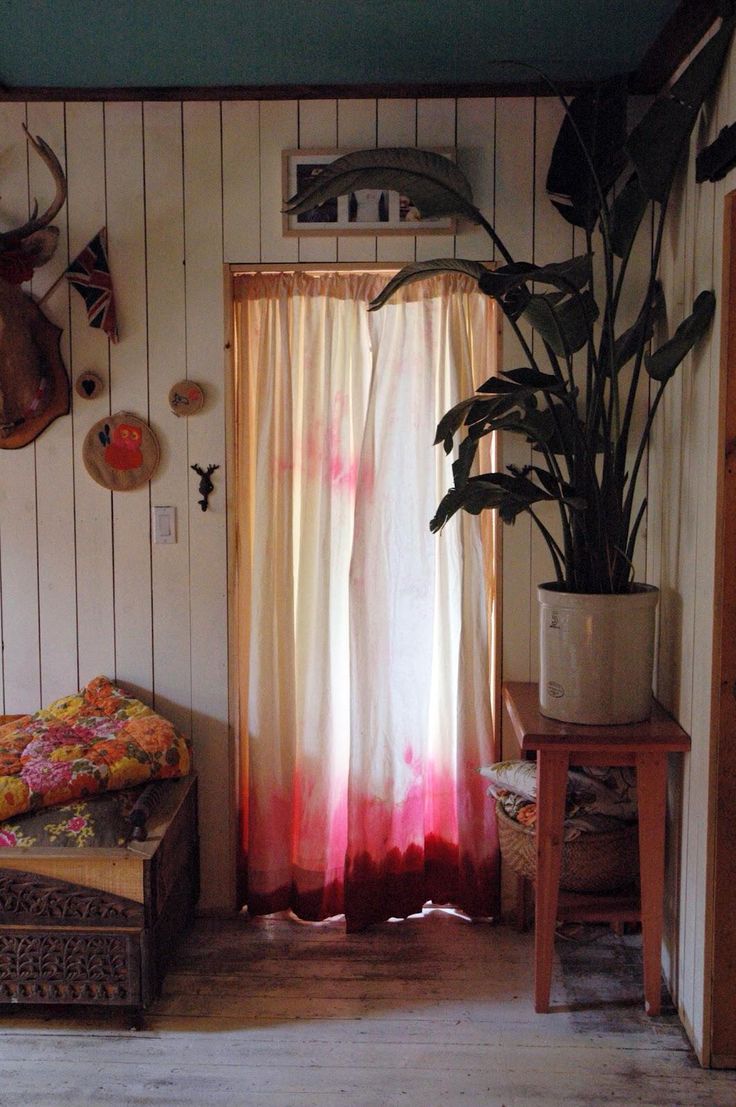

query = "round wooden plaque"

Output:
[[83, 411, 160, 491], [75, 371, 104, 400], [168, 379, 205, 417]]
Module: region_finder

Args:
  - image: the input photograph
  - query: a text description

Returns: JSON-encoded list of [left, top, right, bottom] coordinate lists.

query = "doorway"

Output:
[[229, 265, 501, 930]]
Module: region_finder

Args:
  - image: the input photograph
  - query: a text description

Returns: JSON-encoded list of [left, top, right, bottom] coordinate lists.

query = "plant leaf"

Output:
[[626, 16, 736, 201], [477, 253, 592, 300], [430, 479, 506, 532], [609, 173, 649, 258], [434, 397, 478, 451], [523, 290, 599, 357], [452, 435, 479, 488], [501, 367, 567, 391], [369, 258, 487, 310], [600, 281, 666, 376], [546, 78, 628, 230], [283, 147, 482, 222], [645, 290, 716, 381]]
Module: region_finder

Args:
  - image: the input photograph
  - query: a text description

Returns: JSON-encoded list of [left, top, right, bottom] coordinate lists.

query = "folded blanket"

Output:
[[0, 676, 191, 822]]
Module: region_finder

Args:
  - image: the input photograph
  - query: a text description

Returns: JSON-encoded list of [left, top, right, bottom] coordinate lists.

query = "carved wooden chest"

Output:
[[0, 773, 198, 1019]]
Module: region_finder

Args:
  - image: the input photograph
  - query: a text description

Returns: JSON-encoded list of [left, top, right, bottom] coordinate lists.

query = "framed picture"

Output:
[[282, 148, 457, 236]]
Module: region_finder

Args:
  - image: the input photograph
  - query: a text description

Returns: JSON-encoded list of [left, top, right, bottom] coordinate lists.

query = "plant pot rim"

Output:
[[538, 582, 658, 598]]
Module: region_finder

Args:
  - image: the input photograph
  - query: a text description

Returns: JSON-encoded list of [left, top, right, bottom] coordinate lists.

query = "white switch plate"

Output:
[[153, 505, 176, 544]]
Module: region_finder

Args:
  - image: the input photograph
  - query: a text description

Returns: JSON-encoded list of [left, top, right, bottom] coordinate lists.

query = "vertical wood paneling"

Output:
[[495, 98, 535, 697], [0, 103, 42, 712], [222, 101, 261, 263], [143, 101, 192, 740], [259, 100, 298, 263], [105, 102, 153, 697], [416, 99, 456, 262], [679, 108, 717, 1051], [298, 100, 338, 265], [65, 101, 115, 688], [336, 99, 376, 264], [376, 99, 416, 264], [645, 35, 736, 1060], [456, 99, 495, 262], [182, 101, 232, 911], [26, 102, 78, 705]]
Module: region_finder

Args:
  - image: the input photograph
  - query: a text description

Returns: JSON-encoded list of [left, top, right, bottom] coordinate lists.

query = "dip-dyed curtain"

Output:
[[233, 270, 499, 931]]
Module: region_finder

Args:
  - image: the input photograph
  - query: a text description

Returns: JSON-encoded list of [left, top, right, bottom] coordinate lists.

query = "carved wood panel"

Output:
[[0, 868, 144, 926], [0, 930, 139, 1004]]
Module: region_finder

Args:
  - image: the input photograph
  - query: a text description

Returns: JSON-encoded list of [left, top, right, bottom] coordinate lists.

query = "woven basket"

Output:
[[496, 801, 639, 893]]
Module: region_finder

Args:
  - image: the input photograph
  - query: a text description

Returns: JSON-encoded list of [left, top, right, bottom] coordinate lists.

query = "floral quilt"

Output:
[[0, 788, 145, 849], [0, 676, 191, 822]]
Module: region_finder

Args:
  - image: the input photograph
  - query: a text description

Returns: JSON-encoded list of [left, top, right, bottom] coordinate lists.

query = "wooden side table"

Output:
[[503, 682, 690, 1015]]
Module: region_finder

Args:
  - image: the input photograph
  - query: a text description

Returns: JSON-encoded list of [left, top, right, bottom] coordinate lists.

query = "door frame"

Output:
[[708, 187, 736, 1068]]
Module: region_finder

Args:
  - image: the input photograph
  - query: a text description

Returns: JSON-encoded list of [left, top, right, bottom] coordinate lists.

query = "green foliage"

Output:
[[283, 16, 734, 593]]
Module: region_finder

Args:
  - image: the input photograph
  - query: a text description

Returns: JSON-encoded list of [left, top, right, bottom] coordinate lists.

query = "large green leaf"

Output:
[[369, 258, 487, 310], [477, 253, 592, 299], [434, 392, 521, 452], [283, 147, 482, 222], [546, 78, 628, 230], [600, 281, 665, 376], [430, 479, 506, 532], [431, 470, 557, 532], [645, 290, 716, 381], [528, 404, 586, 455], [626, 16, 736, 201], [523, 289, 599, 357], [609, 174, 649, 259], [475, 367, 564, 394]]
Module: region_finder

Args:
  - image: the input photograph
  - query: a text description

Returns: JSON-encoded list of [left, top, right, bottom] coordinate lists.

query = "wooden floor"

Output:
[[0, 909, 735, 1106]]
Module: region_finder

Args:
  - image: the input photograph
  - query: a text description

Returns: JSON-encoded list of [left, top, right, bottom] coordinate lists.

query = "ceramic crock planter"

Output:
[[537, 583, 659, 725]]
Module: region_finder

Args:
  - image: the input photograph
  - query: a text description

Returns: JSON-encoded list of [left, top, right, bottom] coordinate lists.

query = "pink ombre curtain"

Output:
[[234, 270, 499, 930]]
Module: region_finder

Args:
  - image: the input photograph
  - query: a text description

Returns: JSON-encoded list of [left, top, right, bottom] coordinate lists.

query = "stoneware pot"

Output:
[[537, 583, 659, 725]]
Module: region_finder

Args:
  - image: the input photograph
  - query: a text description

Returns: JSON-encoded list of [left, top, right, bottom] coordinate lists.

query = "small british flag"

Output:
[[65, 227, 119, 343]]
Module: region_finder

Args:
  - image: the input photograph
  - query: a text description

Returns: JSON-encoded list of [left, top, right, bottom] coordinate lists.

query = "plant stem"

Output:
[[477, 213, 515, 266], [527, 507, 565, 583]]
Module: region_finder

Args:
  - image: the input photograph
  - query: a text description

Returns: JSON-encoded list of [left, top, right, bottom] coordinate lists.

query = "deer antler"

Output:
[[0, 125, 67, 247]]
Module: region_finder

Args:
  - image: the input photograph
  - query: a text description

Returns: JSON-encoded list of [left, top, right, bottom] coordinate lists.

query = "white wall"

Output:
[[0, 94, 556, 911], [647, 27, 736, 1062], [1, 79, 724, 1062]]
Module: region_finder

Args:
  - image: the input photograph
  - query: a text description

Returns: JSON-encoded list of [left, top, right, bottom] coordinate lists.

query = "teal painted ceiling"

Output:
[[1, 0, 681, 89]]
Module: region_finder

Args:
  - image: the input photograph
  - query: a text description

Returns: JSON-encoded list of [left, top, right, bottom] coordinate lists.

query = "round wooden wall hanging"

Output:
[[83, 411, 160, 491], [75, 371, 104, 400], [168, 379, 204, 417]]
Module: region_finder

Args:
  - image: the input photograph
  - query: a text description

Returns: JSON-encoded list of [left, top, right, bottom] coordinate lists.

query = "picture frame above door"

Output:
[[282, 148, 457, 236]]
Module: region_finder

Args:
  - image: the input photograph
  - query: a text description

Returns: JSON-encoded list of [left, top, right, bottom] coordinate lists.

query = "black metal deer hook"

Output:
[[191, 462, 219, 511]]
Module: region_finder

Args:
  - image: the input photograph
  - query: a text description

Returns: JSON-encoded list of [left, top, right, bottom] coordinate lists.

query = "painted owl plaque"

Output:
[[83, 411, 160, 491]]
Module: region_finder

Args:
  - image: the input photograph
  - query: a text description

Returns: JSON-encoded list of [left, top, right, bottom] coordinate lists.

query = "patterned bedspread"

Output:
[[0, 676, 191, 822]]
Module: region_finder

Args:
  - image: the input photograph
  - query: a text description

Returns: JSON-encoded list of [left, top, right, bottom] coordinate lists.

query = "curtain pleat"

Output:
[[234, 270, 499, 929]]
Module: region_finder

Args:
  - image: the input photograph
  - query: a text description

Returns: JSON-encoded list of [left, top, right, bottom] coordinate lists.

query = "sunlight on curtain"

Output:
[[233, 270, 499, 930]]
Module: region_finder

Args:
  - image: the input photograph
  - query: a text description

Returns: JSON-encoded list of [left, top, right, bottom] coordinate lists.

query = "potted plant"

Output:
[[284, 15, 734, 725]]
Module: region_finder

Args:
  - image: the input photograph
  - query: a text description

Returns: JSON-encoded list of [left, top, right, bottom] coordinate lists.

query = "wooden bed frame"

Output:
[[0, 770, 199, 1023]]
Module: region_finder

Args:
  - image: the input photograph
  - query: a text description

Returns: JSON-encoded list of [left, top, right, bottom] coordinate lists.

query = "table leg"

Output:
[[636, 751, 668, 1016], [534, 749, 569, 1013]]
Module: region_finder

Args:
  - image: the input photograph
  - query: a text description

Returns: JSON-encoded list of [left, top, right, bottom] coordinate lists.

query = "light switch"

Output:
[[153, 505, 176, 544]]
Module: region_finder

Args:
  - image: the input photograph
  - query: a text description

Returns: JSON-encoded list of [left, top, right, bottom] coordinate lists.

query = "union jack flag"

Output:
[[65, 227, 119, 343]]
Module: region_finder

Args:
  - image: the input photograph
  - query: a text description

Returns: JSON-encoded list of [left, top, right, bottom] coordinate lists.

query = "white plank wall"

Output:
[[0, 84, 727, 1059], [649, 29, 736, 1062]]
